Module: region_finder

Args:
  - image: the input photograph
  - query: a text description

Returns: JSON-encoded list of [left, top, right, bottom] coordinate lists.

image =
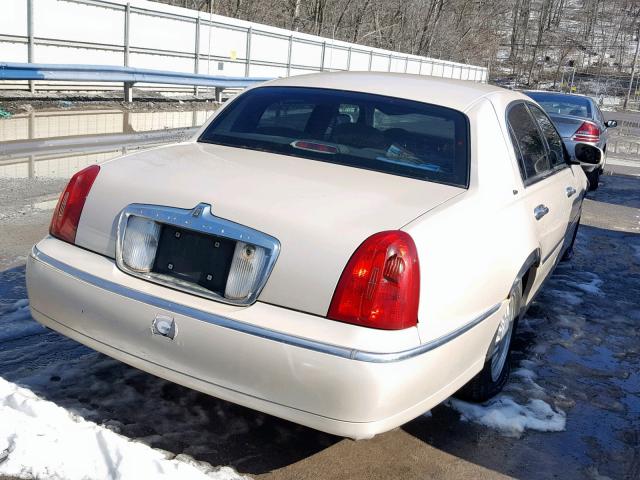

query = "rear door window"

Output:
[[199, 86, 470, 188], [508, 103, 551, 183], [527, 103, 567, 168]]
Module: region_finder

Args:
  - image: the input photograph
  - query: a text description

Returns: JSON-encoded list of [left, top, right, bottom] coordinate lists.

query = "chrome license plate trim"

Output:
[[116, 202, 280, 306]]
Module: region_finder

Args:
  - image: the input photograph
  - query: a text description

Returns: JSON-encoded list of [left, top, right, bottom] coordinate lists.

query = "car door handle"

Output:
[[534, 204, 549, 220], [566, 186, 577, 198]]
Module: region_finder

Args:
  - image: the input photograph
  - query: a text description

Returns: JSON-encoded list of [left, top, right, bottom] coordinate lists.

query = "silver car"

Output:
[[524, 91, 617, 190]]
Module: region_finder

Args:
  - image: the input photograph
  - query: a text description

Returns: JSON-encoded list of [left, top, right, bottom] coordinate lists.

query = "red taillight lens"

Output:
[[327, 231, 420, 330], [50, 164, 100, 244], [572, 121, 600, 143]]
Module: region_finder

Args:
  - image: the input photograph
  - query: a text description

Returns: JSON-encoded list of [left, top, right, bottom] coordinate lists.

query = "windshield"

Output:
[[525, 92, 592, 119], [199, 86, 470, 188]]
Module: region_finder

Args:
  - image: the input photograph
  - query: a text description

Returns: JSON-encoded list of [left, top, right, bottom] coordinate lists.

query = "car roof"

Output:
[[260, 72, 521, 112]]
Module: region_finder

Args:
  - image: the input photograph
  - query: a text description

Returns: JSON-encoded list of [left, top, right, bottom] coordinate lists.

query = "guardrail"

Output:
[[0, 0, 488, 96], [0, 62, 270, 102]]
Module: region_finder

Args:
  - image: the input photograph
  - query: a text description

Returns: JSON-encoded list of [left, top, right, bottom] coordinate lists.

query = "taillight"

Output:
[[572, 121, 600, 143], [50, 165, 100, 244], [327, 231, 420, 330]]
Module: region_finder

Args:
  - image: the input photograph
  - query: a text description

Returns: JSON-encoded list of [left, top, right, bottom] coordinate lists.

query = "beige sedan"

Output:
[[27, 72, 599, 439]]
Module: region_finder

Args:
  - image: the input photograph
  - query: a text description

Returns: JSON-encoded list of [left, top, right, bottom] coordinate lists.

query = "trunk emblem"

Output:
[[192, 205, 206, 217]]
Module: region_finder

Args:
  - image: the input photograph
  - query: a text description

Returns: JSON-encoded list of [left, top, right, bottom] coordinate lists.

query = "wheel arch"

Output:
[[512, 248, 541, 311]]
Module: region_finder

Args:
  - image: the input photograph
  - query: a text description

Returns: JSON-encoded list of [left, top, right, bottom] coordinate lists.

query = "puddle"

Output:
[[0, 108, 218, 179]]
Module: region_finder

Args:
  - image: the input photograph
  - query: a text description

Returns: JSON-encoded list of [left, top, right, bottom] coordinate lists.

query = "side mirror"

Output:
[[573, 143, 603, 165], [605, 120, 617, 128]]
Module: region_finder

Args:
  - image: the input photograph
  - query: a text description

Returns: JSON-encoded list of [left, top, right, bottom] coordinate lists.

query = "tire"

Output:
[[455, 280, 522, 403], [586, 169, 600, 191]]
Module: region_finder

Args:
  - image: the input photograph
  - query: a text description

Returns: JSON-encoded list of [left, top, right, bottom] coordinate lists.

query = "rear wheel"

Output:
[[586, 169, 600, 191], [456, 280, 522, 402]]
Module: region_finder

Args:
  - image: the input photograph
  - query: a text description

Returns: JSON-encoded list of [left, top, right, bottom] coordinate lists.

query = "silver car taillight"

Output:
[[122, 216, 161, 272], [225, 241, 268, 300]]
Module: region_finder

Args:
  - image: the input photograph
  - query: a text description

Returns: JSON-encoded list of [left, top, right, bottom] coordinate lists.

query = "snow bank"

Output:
[[0, 377, 248, 480], [447, 396, 566, 438]]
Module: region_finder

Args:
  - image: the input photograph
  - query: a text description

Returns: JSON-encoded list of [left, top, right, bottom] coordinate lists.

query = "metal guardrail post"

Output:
[[347, 47, 352, 71], [27, 0, 35, 93], [368, 51, 373, 71], [124, 82, 134, 102], [387, 54, 392, 72], [320, 41, 326, 71], [194, 17, 200, 96], [245, 27, 252, 77], [214, 87, 222, 102], [287, 35, 293, 76], [404, 57, 408, 73]]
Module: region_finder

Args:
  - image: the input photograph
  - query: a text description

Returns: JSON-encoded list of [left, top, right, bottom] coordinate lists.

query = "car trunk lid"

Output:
[[76, 142, 464, 315], [548, 114, 592, 139]]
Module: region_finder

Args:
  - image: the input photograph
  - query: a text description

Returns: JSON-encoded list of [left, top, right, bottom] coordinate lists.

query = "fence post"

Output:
[[320, 41, 326, 71], [124, 3, 130, 67], [404, 57, 408, 73], [194, 17, 200, 96], [387, 55, 392, 72], [419, 60, 423, 75], [347, 47, 352, 71], [368, 51, 373, 71], [27, 0, 35, 93], [123, 3, 132, 102], [287, 35, 293, 76], [245, 27, 252, 77]]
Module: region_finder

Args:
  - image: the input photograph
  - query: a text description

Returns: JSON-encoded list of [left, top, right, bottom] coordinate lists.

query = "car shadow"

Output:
[[401, 222, 640, 479], [0, 264, 340, 476], [588, 173, 640, 209], [2, 213, 639, 478]]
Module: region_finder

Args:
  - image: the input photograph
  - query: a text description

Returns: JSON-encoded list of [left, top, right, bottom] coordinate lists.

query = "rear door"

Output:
[[507, 102, 573, 268], [527, 102, 583, 227]]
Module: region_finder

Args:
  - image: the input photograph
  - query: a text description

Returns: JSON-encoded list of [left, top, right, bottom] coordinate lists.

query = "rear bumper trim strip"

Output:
[[31, 246, 500, 363]]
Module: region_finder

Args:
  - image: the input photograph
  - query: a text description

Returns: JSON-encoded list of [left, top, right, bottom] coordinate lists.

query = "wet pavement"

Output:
[[1, 106, 639, 479], [0, 173, 638, 479], [0, 107, 216, 179]]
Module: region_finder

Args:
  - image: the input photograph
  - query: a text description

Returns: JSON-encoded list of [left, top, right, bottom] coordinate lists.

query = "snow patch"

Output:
[[0, 377, 248, 480], [448, 396, 566, 437], [546, 289, 583, 306], [0, 300, 46, 342], [566, 273, 603, 296]]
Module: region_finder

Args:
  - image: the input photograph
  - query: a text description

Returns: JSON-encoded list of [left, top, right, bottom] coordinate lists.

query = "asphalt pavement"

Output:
[[1, 170, 639, 479]]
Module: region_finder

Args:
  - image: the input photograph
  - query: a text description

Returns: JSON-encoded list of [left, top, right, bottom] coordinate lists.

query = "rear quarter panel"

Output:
[[404, 96, 539, 343]]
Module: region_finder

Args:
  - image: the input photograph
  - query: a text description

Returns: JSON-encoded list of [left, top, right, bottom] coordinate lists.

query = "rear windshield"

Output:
[[525, 92, 592, 118], [199, 86, 470, 188]]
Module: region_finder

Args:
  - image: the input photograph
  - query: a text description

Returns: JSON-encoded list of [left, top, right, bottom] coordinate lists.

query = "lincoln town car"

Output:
[[26, 73, 601, 439]]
